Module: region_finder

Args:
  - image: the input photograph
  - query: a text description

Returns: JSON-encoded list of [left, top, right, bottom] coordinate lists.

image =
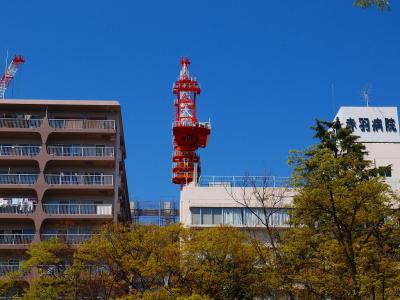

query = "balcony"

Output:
[[0, 264, 20, 275], [43, 204, 112, 215], [48, 119, 115, 130], [0, 234, 34, 244], [0, 145, 41, 157], [0, 118, 43, 129], [41, 233, 98, 244], [0, 198, 36, 215], [47, 145, 114, 157], [45, 174, 113, 186], [37, 264, 108, 275], [0, 174, 38, 185]]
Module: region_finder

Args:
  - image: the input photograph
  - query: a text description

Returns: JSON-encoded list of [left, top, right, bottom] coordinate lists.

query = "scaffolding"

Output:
[[130, 201, 179, 226]]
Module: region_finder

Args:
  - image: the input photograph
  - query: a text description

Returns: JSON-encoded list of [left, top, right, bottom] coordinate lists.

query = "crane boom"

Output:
[[0, 55, 25, 99]]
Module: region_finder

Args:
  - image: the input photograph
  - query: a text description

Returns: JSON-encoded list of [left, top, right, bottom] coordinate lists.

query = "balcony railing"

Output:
[[37, 264, 109, 275], [0, 201, 36, 214], [197, 175, 291, 188], [45, 174, 113, 185], [0, 234, 34, 244], [0, 264, 21, 275], [0, 118, 43, 129], [43, 204, 112, 215], [0, 174, 38, 185], [47, 146, 114, 157], [41, 233, 99, 244], [48, 119, 115, 130], [0, 145, 41, 157]]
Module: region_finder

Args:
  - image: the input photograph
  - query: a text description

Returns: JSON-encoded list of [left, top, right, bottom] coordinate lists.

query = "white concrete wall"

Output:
[[365, 143, 400, 189], [180, 183, 294, 226]]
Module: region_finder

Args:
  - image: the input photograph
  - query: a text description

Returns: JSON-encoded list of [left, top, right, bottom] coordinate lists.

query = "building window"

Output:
[[201, 208, 212, 225], [213, 208, 222, 224], [190, 207, 291, 227], [223, 208, 233, 225], [191, 208, 201, 225], [378, 166, 392, 178]]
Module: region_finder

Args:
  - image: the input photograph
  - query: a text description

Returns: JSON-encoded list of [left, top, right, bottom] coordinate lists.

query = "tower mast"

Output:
[[172, 58, 211, 187]]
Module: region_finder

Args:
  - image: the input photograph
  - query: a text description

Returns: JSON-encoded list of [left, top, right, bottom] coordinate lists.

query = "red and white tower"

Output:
[[0, 55, 25, 99], [172, 58, 211, 186]]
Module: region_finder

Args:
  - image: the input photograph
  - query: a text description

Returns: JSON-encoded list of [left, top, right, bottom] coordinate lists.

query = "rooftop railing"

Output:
[[48, 119, 115, 130], [45, 174, 113, 186], [41, 233, 99, 244], [0, 234, 34, 244], [0, 118, 43, 129], [0, 174, 38, 185], [198, 176, 399, 189], [197, 175, 291, 188], [43, 204, 112, 215], [0, 145, 41, 157], [47, 145, 114, 157]]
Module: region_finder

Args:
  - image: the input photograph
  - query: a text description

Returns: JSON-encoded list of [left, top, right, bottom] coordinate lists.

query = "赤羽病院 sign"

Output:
[[335, 107, 400, 143]]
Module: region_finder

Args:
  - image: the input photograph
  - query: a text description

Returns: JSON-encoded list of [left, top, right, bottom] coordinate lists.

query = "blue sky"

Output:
[[1, 0, 399, 201]]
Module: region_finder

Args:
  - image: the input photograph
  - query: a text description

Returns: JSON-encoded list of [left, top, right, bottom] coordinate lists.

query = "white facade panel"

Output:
[[335, 106, 400, 143]]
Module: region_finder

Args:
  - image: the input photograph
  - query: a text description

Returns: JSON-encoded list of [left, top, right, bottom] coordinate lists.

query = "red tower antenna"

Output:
[[0, 55, 25, 99], [172, 58, 211, 186]]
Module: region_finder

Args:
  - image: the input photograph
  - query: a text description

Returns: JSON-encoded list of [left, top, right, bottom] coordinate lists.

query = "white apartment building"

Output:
[[179, 106, 400, 229]]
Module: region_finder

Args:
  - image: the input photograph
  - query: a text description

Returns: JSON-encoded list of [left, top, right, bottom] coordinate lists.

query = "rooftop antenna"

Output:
[[362, 86, 370, 107], [331, 83, 336, 114]]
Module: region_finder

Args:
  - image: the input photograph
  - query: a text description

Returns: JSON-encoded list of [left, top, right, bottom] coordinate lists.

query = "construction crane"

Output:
[[172, 58, 211, 187], [0, 55, 25, 99]]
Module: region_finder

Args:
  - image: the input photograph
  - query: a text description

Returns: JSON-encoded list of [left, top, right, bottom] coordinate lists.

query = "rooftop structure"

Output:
[[0, 99, 130, 276], [130, 200, 179, 226]]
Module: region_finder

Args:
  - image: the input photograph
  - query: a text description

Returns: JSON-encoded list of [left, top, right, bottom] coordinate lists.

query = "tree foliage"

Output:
[[181, 226, 262, 300], [354, 0, 390, 10], [75, 223, 184, 299], [285, 119, 400, 299], [2, 225, 263, 300]]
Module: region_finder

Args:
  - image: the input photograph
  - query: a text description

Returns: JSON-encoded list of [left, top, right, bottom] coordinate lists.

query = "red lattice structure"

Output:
[[172, 58, 211, 186], [0, 55, 25, 99]]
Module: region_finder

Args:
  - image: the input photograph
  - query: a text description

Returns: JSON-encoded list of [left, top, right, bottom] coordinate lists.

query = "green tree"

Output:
[[225, 174, 297, 299], [354, 0, 390, 10], [75, 223, 184, 299], [285, 119, 400, 299], [18, 239, 76, 300], [0, 274, 26, 299], [181, 226, 264, 300]]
